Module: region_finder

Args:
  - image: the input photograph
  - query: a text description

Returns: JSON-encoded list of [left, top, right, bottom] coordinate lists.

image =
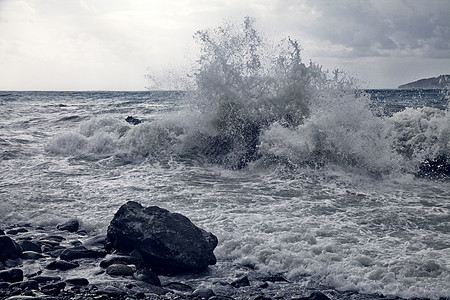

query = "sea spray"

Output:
[[45, 17, 449, 178], [177, 17, 384, 171], [388, 107, 449, 163], [1, 18, 449, 300], [178, 17, 448, 175], [2, 95, 450, 298]]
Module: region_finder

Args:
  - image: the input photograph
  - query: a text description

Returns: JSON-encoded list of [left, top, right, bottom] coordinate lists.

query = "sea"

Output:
[[0, 87, 448, 299], [1, 22, 450, 299]]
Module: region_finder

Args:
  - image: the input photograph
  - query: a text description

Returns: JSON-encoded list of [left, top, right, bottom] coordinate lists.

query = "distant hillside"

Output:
[[398, 75, 450, 89]]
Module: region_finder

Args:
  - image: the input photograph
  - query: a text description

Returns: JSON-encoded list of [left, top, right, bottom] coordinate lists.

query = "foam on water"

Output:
[[388, 106, 449, 164], [36, 18, 449, 178], [1, 18, 449, 299]]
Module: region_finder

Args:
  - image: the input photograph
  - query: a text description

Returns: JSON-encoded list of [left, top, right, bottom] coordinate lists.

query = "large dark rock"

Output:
[[57, 219, 79, 232], [6, 228, 28, 235], [106, 201, 218, 275], [106, 264, 134, 276], [0, 268, 23, 283], [417, 155, 450, 179], [65, 277, 89, 286], [126, 116, 142, 125], [231, 276, 250, 288], [10, 280, 39, 290], [0, 236, 22, 262], [19, 240, 42, 253]]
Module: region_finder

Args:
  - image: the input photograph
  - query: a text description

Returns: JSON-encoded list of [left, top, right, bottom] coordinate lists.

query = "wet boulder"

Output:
[[100, 255, 144, 269], [133, 268, 161, 286], [193, 287, 215, 299], [10, 279, 39, 291], [46, 260, 79, 271], [41, 282, 66, 296], [6, 228, 28, 235], [106, 264, 134, 276], [65, 277, 89, 286], [19, 241, 42, 253], [59, 246, 106, 260], [0, 236, 22, 262], [205, 101, 262, 169], [22, 251, 44, 260], [0, 268, 23, 283], [32, 276, 61, 284], [106, 201, 218, 275], [126, 116, 142, 125], [417, 155, 450, 179], [231, 276, 250, 288], [57, 219, 79, 232]]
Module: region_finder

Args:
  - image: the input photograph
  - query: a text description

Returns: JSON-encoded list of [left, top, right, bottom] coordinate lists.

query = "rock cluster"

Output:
[[0, 202, 387, 300], [0, 203, 225, 299]]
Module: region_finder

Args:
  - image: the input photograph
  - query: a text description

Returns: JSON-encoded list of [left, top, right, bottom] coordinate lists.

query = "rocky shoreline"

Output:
[[0, 203, 445, 300]]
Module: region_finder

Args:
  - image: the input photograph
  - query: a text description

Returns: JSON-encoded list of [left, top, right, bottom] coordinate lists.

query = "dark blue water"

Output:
[[365, 89, 449, 116]]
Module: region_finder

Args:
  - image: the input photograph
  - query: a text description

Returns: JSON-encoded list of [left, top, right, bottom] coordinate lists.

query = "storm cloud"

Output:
[[0, 0, 449, 90]]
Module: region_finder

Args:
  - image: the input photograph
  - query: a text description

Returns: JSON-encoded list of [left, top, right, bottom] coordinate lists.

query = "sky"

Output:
[[0, 0, 449, 90]]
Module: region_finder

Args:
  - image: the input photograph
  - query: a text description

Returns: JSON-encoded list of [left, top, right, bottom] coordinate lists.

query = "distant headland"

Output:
[[398, 75, 450, 89]]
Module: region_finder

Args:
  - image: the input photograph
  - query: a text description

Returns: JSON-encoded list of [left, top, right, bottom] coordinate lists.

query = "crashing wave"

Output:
[[46, 17, 449, 178]]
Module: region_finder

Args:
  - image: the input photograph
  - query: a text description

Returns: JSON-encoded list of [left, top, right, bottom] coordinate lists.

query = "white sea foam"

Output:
[[387, 107, 449, 164], [1, 18, 449, 299]]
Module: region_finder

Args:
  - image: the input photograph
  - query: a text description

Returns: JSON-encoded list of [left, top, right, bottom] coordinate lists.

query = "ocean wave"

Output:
[[46, 18, 449, 179]]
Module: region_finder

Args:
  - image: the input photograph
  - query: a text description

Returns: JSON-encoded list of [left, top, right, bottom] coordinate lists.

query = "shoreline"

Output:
[[0, 223, 439, 300]]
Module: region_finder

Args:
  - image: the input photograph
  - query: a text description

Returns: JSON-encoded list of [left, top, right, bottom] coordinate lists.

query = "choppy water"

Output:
[[0, 89, 449, 299], [1, 19, 450, 299]]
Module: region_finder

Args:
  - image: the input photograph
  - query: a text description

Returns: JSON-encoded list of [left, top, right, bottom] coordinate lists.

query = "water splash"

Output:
[[47, 17, 449, 178], [177, 18, 367, 169]]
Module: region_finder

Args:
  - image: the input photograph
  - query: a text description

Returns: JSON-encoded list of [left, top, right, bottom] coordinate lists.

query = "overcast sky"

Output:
[[1, 0, 449, 90]]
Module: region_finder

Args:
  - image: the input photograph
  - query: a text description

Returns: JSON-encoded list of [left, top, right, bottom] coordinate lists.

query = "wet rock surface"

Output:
[[106, 201, 218, 275], [46, 260, 80, 271], [0, 268, 23, 283], [126, 116, 142, 125], [59, 246, 106, 261], [0, 236, 23, 261], [0, 206, 429, 300], [56, 219, 80, 233], [106, 264, 134, 277], [417, 155, 450, 179]]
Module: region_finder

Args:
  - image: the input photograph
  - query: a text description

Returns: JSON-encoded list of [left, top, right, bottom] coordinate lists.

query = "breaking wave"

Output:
[[46, 17, 449, 178]]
